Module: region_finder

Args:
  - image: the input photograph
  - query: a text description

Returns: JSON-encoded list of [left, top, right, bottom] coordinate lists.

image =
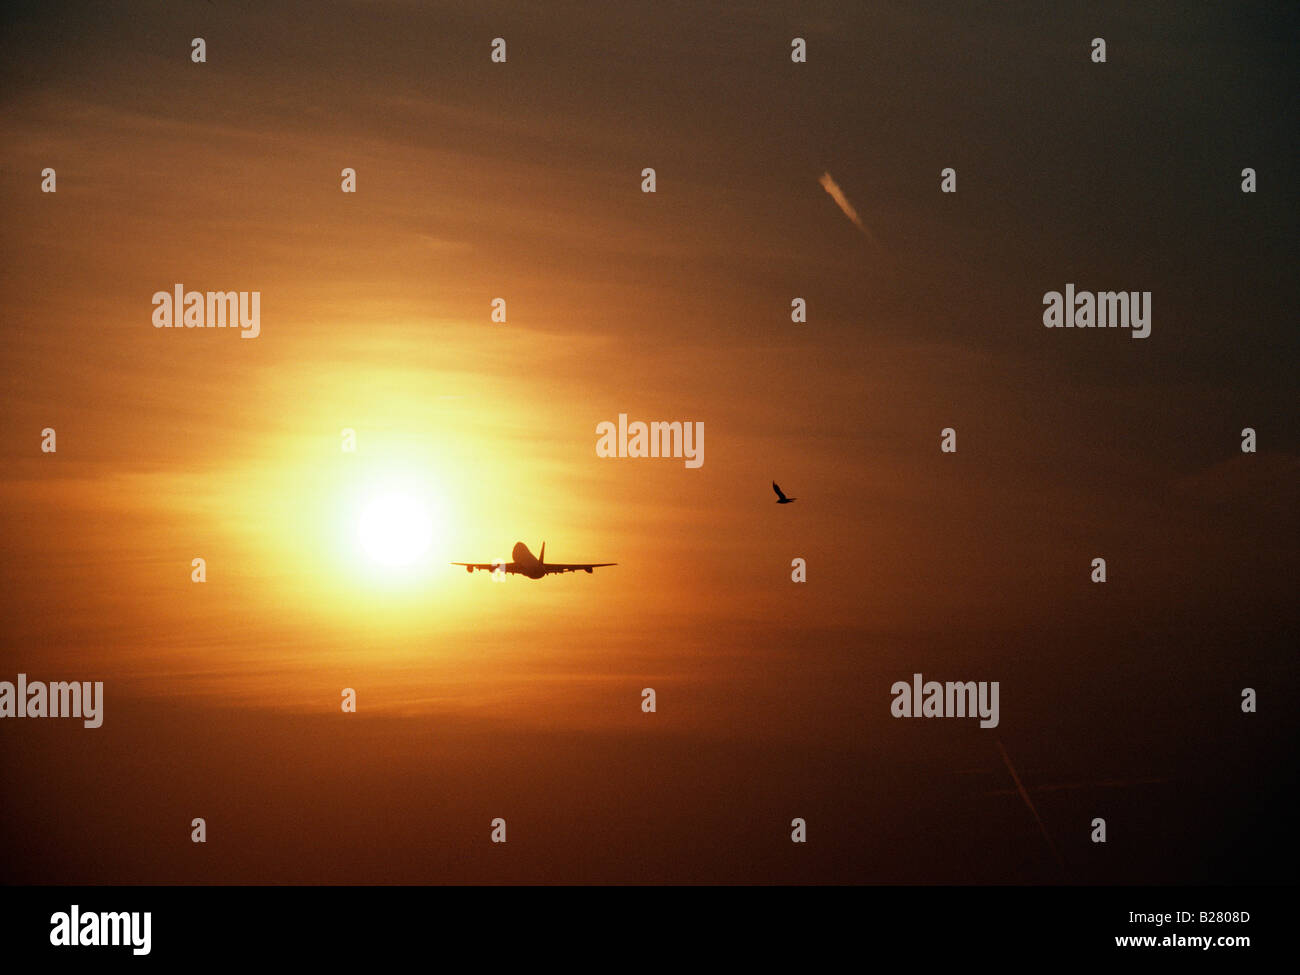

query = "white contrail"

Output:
[[818, 171, 879, 246]]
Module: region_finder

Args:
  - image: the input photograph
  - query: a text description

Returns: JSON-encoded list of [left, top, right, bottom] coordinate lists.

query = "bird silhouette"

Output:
[[772, 481, 797, 504]]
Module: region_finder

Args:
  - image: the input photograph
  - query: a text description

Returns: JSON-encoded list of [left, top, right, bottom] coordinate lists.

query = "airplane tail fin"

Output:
[[540, 541, 545, 565]]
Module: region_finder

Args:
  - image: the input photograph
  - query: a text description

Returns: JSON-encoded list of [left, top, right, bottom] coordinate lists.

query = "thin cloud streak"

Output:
[[818, 170, 880, 247], [997, 739, 1066, 871]]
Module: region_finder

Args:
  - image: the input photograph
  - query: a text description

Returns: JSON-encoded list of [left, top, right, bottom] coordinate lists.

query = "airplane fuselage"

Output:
[[453, 542, 613, 579], [511, 541, 545, 578]]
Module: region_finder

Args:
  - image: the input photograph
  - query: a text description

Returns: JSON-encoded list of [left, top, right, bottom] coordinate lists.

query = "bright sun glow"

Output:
[[358, 492, 434, 567]]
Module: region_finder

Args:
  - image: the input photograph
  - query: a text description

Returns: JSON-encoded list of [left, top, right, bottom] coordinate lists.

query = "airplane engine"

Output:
[[585, 567, 593, 573], [466, 564, 473, 573]]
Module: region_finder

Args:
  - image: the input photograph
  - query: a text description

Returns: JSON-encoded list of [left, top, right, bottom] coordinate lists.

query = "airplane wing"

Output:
[[541, 563, 617, 575], [450, 562, 517, 573]]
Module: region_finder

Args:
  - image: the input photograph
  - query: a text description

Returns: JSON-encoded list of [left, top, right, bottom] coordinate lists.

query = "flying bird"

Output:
[[772, 482, 797, 504]]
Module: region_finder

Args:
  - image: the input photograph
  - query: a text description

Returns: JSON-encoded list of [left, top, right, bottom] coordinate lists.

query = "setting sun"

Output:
[[358, 491, 435, 568]]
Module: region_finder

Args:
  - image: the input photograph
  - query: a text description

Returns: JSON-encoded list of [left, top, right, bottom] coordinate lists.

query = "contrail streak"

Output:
[[818, 171, 879, 246], [997, 739, 1065, 871], [982, 776, 1171, 797]]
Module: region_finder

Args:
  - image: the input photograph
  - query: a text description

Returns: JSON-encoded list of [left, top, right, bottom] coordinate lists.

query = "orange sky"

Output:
[[1, 0, 1296, 883]]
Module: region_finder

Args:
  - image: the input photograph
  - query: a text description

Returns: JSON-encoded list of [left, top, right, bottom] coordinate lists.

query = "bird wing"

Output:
[[772, 481, 786, 500]]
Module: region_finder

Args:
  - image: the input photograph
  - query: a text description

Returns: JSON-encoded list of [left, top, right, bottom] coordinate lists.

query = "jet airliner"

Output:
[[452, 542, 616, 579]]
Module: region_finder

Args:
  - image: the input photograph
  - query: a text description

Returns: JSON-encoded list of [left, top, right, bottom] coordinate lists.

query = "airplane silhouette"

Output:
[[452, 542, 616, 579], [772, 481, 797, 504]]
